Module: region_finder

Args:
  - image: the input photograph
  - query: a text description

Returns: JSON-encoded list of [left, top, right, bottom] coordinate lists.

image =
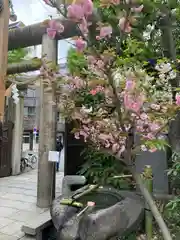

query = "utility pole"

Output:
[[0, 0, 9, 121], [37, 34, 57, 208]]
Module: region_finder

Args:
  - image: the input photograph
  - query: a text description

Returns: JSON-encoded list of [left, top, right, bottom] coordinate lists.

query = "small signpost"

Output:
[[48, 151, 59, 162], [33, 127, 38, 148], [33, 127, 37, 135]]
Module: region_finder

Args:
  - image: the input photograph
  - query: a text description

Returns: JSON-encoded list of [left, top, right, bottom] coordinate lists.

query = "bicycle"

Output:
[[50, 175, 144, 240], [20, 152, 38, 172]]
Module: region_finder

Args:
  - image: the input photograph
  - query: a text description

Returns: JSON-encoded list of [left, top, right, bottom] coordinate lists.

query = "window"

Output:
[[57, 112, 60, 121], [24, 107, 28, 116], [27, 89, 36, 97], [57, 112, 65, 123], [28, 107, 36, 116], [23, 134, 30, 143]]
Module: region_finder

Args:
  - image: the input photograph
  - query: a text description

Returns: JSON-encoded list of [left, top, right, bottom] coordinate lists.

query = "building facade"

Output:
[[9, 22, 66, 151], [23, 88, 40, 150], [22, 63, 66, 150]]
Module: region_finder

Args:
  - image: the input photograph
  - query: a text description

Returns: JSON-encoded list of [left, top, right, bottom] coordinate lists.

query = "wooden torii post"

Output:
[[0, 0, 9, 121]]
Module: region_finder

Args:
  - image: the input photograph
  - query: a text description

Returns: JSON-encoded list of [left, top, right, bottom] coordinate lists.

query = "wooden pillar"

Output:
[[0, 0, 9, 121], [37, 34, 57, 208], [11, 96, 24, 175]]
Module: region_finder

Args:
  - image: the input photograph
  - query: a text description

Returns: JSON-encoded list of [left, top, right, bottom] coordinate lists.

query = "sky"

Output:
[[11, 0, 73, 63]]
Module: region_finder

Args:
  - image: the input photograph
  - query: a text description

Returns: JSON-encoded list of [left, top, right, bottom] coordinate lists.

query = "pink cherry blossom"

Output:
[[124, 94, 144, 113], [67, 4, 84, 20], [131, 5, 144, 13], [87, 55, 97, 64], [72, 76, 85, 88], [90, 89, 98, 95], [149, 123, 160, 132], [118, 17, 132, 33], [99, 26, 112, 39], [79, 130, 89, 141], [150, 104, 161, 111], [146, 133, 154, 140], [149, 148, 157, 153], [55, 22, 64, 33], [176, 94, 180, 105], [96, 85, 104, 92], [47, 20, 64, 39], [79, 17, 89, 35], [82, 0, 93, 16], [74, 132, 80, 139], [47, 28, 57, 39], [96, 60, 104, 69], [112, 143, 120, 153], [140, 113, 148, 120], [43, 0, 51, 3], [75, 38, 87, 52], [110, 0, 120, 5]]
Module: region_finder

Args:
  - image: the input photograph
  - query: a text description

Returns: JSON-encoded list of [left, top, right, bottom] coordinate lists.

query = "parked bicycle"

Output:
[[20, 151, 38, 172]]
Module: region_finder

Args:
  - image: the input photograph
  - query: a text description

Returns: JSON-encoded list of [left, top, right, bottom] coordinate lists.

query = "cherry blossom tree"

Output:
[[41, 0, 180, 238]]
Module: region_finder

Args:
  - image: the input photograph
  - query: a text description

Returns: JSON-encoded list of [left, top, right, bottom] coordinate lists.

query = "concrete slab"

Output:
[[0, 221, 25, 237], [21, 211, 51, 236], [0, 187, 37, 196], [20, 235, 35, 240], [1, 193, 37, 203], [0, 169, 64, 240], [8, 210, 45, 222], [0, 233, 19, 240], [0, 199, 35, 210], [0, 217, 14, 228], [0, 206, 19, 217]]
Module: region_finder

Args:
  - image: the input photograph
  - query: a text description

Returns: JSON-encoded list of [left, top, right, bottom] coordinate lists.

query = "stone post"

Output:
[[11, 96, 24, 175], [37, 34, 57, 208]]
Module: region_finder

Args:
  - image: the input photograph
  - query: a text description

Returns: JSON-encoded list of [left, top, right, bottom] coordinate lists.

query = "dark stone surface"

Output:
[[78, 201, 129, 240], [50, 186, 144, 240], [42, 225, 58, 240]]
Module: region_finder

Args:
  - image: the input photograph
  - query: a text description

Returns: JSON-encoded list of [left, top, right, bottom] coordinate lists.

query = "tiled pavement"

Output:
[[0, 169, 64, 240]]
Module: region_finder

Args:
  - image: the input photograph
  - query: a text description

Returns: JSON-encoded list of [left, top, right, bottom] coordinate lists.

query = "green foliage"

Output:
[[168, 152, 180, 190], [8, 48, 28, 63], [75, 89, 105, 108], [67, 48, 87, 75], [145, 139, 170, 151], [116, 38, 156, 68], [159, 152, 180, 238], [78, 147, 133, 190]]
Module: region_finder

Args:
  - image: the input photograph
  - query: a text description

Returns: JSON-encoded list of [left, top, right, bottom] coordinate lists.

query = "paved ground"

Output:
[[0, 169, 64, 240]]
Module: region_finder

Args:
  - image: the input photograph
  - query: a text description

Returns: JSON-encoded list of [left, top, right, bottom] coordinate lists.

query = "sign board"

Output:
[[33, 127, 37, 134], [48, 151, 59, 162]]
